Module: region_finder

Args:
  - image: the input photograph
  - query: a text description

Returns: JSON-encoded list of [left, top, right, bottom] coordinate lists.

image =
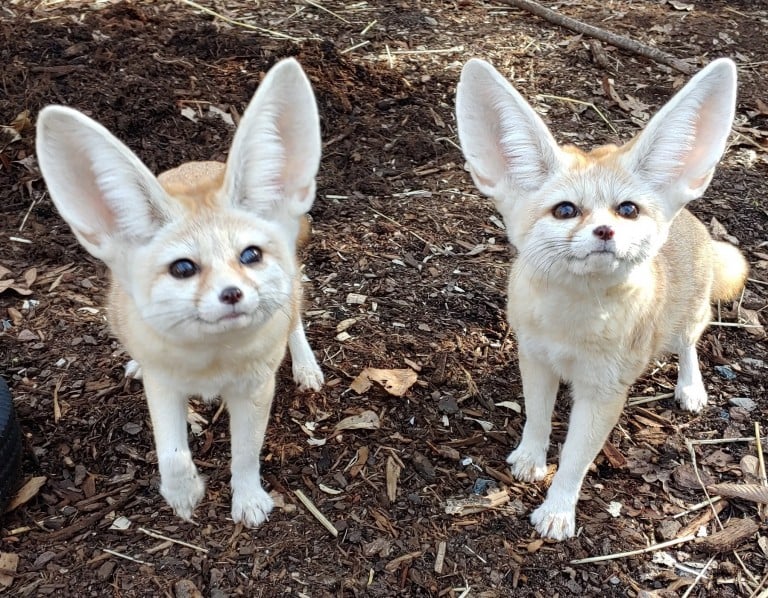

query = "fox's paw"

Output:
[[161, 471, 205, 521], [675, 381, 708, 413], [292, 361, 324, 392], [507, 447, 548, 482], [124, 359, 143, 380], [530, 500, 576, 541], [231, 484, 274, 528]]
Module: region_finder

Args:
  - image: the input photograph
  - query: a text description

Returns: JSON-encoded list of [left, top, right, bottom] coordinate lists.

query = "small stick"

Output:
[[138, 527, 209, 554], [686, 440, 725, 532], [389, 46, 464, 55], [627, 392, 673, 407], [304, 0, 350, 23], [571, 534, 696, 564], [673, 496, 723, 519], [756, 422, 767, 520], [677, 499, 727, 538], [360, 19, 377, 35], [497, 0, 696, 74], [179, 0, 302, 41], [538, 94, 618, 136], [101, 548, 153, 566], [341, 40, 370, 55], [681, 556, 717, 598], [294, 489, 338, 537]]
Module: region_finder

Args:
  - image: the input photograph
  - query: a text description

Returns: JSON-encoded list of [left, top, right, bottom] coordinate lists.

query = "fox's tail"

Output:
[[711, 240, 749, 302]]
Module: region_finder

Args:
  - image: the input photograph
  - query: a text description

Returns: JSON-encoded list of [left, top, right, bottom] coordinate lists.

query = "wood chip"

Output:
[[434, 541, 446, 574], [384, 550, 422, 573], [386, 456, 401, 502], [601, 441, 627, 469], [5, 477, 47, 512], [694, 518, 759, 553], [445, 490, 510, 515], [0, 552, 18, 589]]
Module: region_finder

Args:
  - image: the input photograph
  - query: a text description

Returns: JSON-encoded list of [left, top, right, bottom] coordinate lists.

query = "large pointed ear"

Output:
[[36, 106, 171, 263], [621, 58, 737, 213], [223, 58, 321, 222], [456, 58, 564, 199]]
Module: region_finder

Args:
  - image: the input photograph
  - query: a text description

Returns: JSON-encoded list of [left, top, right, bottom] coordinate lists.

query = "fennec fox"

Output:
[[36, 58, 324, 526], [456, 58, 748, 540]]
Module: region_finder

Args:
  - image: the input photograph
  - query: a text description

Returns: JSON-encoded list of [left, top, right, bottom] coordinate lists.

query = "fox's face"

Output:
[[36, 58, 320, 342], [505, 146, 675, 280], [456, 59, 737, 283], [127, 210, 295, 341]]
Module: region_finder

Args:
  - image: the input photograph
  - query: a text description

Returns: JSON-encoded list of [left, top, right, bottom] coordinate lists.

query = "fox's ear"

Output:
[[621, 58, 737, 214], [456, 58, 563, 201], [36, 106, 171, 263], [224, 58, 321, 228]]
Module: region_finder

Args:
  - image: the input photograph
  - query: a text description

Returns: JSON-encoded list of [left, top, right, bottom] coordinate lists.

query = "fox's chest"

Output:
[[507, 274, 654, 380]]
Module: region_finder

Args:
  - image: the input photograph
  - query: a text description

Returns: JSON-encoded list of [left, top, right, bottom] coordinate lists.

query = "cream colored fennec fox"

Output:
[[36, 58, 324, 526], [456, 58, 748, 540]]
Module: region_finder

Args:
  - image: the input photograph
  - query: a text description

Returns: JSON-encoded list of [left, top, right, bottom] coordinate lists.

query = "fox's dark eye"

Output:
[[169, 259, 198, 279], [616, 201, 639, 219], [552, 202, 580, 219], [240, 246, 263, 265]]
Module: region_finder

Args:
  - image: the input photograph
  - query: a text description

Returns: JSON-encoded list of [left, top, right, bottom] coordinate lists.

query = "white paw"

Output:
[[675, 381, 708, 413], [160, 471, 205, 521], [292, 361, 324, 392], [231, 484, 274, 528], [124, 359, 143, 380], [507, 447, 548, 482], [530, 499, 576, 540]]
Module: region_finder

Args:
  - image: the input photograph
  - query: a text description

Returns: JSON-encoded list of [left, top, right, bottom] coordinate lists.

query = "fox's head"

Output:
[[456, 59, 737, 282], [37, 58, 321, 341]]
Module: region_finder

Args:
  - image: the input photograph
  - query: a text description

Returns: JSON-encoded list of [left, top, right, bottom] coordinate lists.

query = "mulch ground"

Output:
[[1, 1, 767, 596]]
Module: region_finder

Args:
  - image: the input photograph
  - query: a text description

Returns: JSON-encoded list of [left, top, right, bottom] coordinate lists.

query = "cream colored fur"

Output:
[[456, 58, 748, 540], [36, 58, 324, 526]]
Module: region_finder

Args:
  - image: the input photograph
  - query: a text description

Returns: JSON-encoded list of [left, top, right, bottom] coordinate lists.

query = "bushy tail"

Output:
[[711, 241, 749, 302]]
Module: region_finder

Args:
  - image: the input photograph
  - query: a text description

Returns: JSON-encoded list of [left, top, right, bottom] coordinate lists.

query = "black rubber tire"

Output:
[[0, 377, 22, 516]]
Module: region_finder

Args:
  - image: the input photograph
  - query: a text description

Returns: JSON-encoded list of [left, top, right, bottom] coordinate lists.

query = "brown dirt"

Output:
[[1, 1, 767, 596]]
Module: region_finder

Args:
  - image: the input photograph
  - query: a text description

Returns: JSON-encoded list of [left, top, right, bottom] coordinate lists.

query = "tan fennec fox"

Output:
[[456, 58, 748, 540], [36, 58, 324, 526]]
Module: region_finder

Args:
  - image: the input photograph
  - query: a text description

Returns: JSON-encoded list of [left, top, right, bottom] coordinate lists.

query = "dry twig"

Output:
[[570, 534, 696, 565], [294, 489, 338, 537], [497, 0, 696, 74]]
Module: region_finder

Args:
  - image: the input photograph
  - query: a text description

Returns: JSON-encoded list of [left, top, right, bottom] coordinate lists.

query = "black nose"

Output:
[[593, 225, 615, 241], [219, 286, 243, 305]]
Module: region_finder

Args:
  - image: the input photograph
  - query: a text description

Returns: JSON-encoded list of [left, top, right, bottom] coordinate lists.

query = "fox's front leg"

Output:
[[224, 377, 276, 527], [288, 317, 323, 392], [531, 381, 627, 540], [143, 372, 205, 520], [507, 352, 559, 482]]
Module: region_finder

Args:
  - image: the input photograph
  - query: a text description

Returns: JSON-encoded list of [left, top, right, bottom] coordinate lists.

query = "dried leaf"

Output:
[[706, 483, 768, 504], [494, 400, 521, 412], [348, 446, 369, 477], [5, 476, 47, 512], [350, 367, 418, 397], [667, 0, 694, 10], [23, 267, 37, 287], [318, 484, 343, 495], [334, 410, 380, 432]]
